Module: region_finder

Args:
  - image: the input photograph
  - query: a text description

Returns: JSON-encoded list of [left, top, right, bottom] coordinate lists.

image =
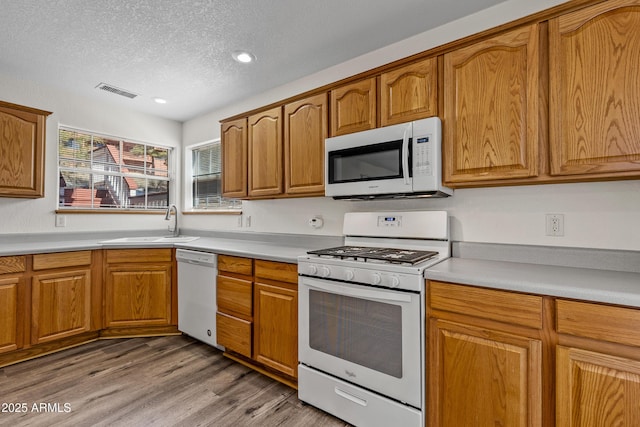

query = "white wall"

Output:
[[0, 72, 182, 235], [182, 0, 640, 251]]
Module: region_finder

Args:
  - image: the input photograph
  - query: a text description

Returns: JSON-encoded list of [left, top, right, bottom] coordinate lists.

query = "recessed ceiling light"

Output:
[[232, 51, 255, 63], [153, 97, 167, 104]]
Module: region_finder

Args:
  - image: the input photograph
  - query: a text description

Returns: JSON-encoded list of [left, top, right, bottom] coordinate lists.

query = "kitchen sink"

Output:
[[100, 236, 200, 245]]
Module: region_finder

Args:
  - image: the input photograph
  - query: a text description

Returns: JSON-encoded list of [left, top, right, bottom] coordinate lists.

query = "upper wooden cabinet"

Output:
[[221, 118, 248, 198], [284, 93, 328, 196], [248, 107, 283, 197], [380, 57, 438, 126], [443, 23, 543, 185], [0, 100, 51, 198], [549, 0, 640, 177], [330, 77, 377, 136]]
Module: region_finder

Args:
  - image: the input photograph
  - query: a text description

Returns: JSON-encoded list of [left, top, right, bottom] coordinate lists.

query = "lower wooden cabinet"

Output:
[[556, 299, 640, 426], [428, 280, 640, 426], [31, 251, 95, 345], [253, 260, 298, 379], [428, 281, 544, 426], [0, 278, 21, 353], [104, 249, 174, 331], [216, 255, 298, 384]]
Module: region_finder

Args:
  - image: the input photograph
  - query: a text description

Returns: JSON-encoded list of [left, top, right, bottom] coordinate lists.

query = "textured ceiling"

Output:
[[0, 0, 506, 122]]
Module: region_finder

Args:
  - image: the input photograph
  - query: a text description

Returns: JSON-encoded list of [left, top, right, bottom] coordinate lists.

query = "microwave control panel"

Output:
[[413, 134, 433, 177]]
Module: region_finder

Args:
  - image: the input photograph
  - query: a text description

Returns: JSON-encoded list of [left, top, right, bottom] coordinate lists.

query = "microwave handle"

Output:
[[402, 126, 410, 185]]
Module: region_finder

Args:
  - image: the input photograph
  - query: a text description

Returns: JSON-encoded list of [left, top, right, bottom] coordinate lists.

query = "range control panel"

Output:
[[378, 215, 402, 227]]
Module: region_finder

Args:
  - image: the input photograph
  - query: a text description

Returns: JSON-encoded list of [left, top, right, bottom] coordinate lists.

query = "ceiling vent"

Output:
[[95, 83, 138, 99]]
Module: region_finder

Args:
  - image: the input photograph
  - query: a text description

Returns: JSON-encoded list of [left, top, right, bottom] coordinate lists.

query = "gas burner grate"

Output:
[[307, 246, 439, 265]]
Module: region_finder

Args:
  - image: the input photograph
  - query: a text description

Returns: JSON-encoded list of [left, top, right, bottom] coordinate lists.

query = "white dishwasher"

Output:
[[176, 249, 223, 349]]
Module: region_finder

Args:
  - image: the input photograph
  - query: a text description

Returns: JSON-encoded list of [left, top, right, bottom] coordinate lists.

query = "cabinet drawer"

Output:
[[255, 260, 298, 284], [557, 299, 640, 347], [217, 275, 253, 319], [105, 248, 172, 264], [33, 251, 92, 270], [429, 281, 543, 329], [218, 255, 253, 276], [0, 256, 26, 274], [216, 312, 252, 358]]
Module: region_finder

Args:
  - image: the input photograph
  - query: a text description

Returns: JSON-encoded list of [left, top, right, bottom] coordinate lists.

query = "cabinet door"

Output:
[[0, 101, 51, 198], [330, 77, 377, 136], [284, 93, 328, 195], [380, 57, 438, 126], [221, 117, 248, 198], [557, 345, 640, 426], [0, 277, 23, 353], [31, 269, 92, 344], [429, 319, 542, 427], [549, 0, 640, 177], [248, 107, 283, 197], [443, 23, 542, 185], [105, 264, 172, 327], [253, 282, 298, 378]]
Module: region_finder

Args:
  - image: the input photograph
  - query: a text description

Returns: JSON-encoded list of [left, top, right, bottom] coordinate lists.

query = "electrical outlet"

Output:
[[245, 215, 252, 228], [55, 215, 67, 227], [545, 214, 564, 237]]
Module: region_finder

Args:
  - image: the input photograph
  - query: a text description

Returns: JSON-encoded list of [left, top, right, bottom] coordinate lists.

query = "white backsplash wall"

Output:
[[181, 180, 640, 251]]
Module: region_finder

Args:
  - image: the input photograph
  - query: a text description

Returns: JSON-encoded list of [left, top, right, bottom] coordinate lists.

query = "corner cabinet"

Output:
[[443, 23, 544, 186], [103, 249, 176, 336], [221, 118, 248, 198], [0, 256, 26, 354], [549, 0, 640, 178], [0, 100, 52, 198], [248, 107, 283, 197], [380, 57, 438, 127], [284, 93, 327, 196]]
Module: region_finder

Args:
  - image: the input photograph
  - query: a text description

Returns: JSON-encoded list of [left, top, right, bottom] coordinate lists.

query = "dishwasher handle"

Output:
[[176, 249, 217, 267]]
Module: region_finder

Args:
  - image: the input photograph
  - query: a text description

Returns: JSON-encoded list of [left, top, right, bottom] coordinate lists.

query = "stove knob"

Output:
[[308, 265, 318, 275], [372, 273, 382, 285], [390, 276, 400, 288], [320, 266, 331, 278], [345, 270, 355, 281]]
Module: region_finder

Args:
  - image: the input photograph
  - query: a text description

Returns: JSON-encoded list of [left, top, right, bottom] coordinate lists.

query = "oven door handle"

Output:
[[305, 280, 413, 303], [402, 125, 410, 186]]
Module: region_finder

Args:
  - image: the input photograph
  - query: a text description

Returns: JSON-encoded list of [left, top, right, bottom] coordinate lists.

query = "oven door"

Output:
[[324, 122, 413, 198], [299, 276, 422, 408]]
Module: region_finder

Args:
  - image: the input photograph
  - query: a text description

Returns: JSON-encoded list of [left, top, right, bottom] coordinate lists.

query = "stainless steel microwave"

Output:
[[324, 117, 452, 199]]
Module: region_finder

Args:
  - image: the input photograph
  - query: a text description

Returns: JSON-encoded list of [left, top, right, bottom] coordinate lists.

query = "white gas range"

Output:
[[297, 210, 450, 427]]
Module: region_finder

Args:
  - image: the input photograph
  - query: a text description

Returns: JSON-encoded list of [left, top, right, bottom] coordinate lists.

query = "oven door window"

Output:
[[309, 289, 403, 378], [328, 140, 410, 184]]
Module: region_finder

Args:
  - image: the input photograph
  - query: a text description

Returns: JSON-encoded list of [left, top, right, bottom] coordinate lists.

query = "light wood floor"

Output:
[[0, 335, 349, 427]]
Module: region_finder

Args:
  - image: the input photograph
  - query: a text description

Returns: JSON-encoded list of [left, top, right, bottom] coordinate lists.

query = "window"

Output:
[[58, 127, 172, 210], [187, 140, 240, 210]]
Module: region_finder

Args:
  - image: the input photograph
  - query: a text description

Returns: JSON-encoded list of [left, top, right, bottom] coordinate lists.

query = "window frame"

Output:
[[57, 125, 174, 212], [183, 139, 241, 213]]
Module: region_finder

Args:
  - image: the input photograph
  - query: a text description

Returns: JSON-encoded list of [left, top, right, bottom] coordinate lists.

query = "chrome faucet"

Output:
[[164, 204, 179, 237]]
